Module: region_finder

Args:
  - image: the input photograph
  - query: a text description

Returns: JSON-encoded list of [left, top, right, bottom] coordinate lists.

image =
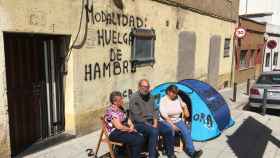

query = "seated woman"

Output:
[[159, 85, 203, 158], [104, 91, 144, 158]]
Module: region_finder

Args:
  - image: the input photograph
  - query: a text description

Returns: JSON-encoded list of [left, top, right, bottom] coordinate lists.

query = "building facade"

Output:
[[246, 18, 280, 72], [240, 13, 280, 72], [239, 0, 280, 72], [0, 0, 239, 157], [263, 24, 280, 71], [239, 0, 280, 25], [235, 17, 266, 83]]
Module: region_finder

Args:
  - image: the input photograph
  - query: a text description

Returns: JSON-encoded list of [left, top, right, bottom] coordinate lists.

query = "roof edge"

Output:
[[239, 16, 267, 25], [150, 0, 237, 23]]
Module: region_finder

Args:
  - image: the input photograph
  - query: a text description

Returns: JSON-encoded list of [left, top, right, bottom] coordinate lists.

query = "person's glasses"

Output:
[[140, 85, 150, 89]]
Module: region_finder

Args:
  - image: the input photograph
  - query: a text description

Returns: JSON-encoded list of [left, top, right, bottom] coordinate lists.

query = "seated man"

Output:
[[104, 91, 144, 158], [129, 79, 176, 158], [159, 85, 203, 158]]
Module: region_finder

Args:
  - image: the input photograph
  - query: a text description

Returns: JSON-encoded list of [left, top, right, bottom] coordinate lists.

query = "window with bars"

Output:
[[224, 38, 231, 57], [265, 53, 271, 67], [249, 50, 255, 67], [131, 28, 156, 66], [273, 52, 278, 66], [240, 50, 248, 69]]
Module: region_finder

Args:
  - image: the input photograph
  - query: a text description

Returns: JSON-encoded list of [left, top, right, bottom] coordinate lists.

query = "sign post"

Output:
[[271, 49, 273, 71], [267, 40, 277, 71]]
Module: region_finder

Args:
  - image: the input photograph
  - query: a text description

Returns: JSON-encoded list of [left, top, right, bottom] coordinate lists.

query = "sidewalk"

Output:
[[19, 83, 280, 158], [219, 83, 249, 110]]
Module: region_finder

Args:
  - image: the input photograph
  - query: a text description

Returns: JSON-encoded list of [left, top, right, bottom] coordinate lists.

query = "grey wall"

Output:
[[208, 35, 221, 87], [177, 31, 196, 81]]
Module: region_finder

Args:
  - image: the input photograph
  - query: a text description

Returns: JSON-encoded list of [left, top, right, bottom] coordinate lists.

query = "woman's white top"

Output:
[[159, 95, 187, 123]]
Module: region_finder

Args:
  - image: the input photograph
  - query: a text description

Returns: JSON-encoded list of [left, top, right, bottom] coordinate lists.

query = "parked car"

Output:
[[249, 71, 280, 110]]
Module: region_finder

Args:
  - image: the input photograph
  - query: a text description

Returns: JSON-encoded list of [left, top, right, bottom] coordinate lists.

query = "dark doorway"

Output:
[[4, 33, 70, 156]]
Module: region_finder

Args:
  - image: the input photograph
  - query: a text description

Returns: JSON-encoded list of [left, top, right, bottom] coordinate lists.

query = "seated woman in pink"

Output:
[[159, 85, 203, 158], [104, 91, 144, 158]]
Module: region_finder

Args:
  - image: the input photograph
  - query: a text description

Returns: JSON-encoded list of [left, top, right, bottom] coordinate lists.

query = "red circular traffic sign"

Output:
[[267, 40, 277, 49], [235, 27, 246, 39]]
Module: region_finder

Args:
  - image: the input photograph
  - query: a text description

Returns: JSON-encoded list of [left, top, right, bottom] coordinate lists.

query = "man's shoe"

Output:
[[191, 150, 203, 158]]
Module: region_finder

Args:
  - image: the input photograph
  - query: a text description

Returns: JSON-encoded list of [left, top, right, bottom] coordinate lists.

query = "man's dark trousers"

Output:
[[135, 121, 174, 158], [109, 130, 144, 158]]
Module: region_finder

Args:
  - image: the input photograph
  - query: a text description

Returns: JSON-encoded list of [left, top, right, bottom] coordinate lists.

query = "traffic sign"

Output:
[[267, 40, 277, 49], [235, 27, 246, 39]]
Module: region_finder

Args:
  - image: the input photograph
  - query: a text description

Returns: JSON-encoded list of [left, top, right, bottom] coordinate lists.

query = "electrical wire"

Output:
[[64, 0, 86, 63]]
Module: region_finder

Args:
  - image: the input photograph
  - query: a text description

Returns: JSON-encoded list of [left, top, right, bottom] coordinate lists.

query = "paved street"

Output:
[[18, 84, 280, 158]]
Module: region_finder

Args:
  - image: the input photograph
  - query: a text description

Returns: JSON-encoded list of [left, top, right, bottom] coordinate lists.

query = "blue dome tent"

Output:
[[151, 79, 234, 141]]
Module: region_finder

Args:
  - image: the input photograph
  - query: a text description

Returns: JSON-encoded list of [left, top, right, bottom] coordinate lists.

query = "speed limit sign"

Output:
[[235, 27, 246, 39]]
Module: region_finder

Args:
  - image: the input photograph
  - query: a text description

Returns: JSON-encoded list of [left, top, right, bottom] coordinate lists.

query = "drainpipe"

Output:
[[230, 33, 236, 87], [245, 0, 248, 14], [270, 48, 273, 71], [230, 18, 240, 87]]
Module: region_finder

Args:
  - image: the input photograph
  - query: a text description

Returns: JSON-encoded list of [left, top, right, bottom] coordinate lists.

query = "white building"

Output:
[[239, 0, 280, 72], [239, 0, 280, 25], [263, 24, 280, 71]]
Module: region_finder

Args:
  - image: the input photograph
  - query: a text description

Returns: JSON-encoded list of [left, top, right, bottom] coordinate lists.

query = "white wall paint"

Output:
[[239, 0, 280, 72], [263, 24, 280, 72], [239, 0, 280, 25]]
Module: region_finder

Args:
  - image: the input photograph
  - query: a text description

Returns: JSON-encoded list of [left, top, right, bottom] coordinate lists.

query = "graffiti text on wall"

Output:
[[86, 8, 147, 28], [122, 89, 133, 99], [85, 3, 147, 47], [82, 3, 148, 81], [85, 48, 136, 81], [97, 29, 133, 47]]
